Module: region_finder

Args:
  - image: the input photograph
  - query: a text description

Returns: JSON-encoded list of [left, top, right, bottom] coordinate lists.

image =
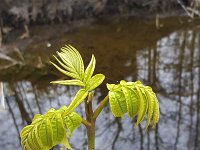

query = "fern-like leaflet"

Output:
[[51, 45, 105, 113], [51, 45, 105, 90]]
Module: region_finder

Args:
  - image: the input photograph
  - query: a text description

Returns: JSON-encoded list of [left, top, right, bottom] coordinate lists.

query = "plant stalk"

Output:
[[85, 93, 109, 150], [85, 92, 96, 150], [81, 118, 92, 127], [93, 95, 109, 119]]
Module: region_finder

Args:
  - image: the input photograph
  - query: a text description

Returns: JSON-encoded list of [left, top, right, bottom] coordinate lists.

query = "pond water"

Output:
[[0, 16, 200, 150]]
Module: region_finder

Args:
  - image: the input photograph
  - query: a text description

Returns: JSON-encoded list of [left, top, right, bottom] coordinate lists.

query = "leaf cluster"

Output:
[[51, 45, 105, 115], [107, 80, 159, 128], [20, 106, 82, 150], [51, 45, 105, 92], [20, 45, 160, 150], [20, 45, 106, 150]]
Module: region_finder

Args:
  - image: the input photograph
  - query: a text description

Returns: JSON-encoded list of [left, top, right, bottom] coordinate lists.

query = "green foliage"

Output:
[[63, 89, 88, 116], [51, 45, 105, 113], [20, 45, 160, 150], [20, 106, 82, 150], [107, 80, 160, 128], [50, 45, 105, 90]]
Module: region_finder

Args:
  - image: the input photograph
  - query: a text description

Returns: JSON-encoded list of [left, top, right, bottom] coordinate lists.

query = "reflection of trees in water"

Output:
[[136, 29, 200, 150], [174, 31, 185, 150], [1, 82, 80, 149], [1, 29, 200, 150], [194, 33, 200, 150]]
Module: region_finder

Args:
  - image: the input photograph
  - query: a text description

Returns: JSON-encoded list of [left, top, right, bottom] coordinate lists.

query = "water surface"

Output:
[[0, 16, 200, 150]]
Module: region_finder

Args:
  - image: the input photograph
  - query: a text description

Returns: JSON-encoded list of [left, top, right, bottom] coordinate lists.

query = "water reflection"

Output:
[[136, 30, 200, 150], [0, 21, 200, 150]]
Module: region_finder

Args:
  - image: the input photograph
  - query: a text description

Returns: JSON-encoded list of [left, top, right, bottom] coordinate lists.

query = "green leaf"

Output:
[[68, 45, 85, 79], [20, 106, 82, 150], [106, 83, 121, 91], [52, 45, 85, 81], [51, 79, 85, 87], [31, 126, 43, 150], [51, 45, 106, 93], [86, 74, 105, 91], [109, 91, 127, 117], [84, 55, 96, 83], [51, 62, 80, 79], [63, 89, 88, 116], [61, 45, 85, 80], [32, 115, 43, 125], [145, 88, 155, 128], [135, 86, 148, 126], [64, 112, 82, 137], [32, 114, 42, 122], [51, 113, 66, 145], [20, 125, 44, 150], [152, 94, 160, 128], [61, 138, 73, 150], [122, 86, 139, 118], [107, 80, 160, 128], [53, 54, 77, 75], [44, 108, 56, 118], [39, 118, 53, 147], [21, 125, 35, 149]]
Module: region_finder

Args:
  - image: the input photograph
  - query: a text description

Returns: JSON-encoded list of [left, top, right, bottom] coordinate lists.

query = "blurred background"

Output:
[[0, 0, 200, 150]]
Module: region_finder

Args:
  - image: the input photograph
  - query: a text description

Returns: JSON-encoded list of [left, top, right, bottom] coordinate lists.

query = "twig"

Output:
[[81, 118, 92, 127], [177, 0, 194, 18], [93, 95, 109, 119], [0, 82, 5, 109]]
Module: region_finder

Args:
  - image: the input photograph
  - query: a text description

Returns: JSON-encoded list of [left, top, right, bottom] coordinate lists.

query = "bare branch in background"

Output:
[[0, 27, 2, 47], [0, 82, 5, 110], [0, 46, 25, 70], [177, 0, 200, 18]]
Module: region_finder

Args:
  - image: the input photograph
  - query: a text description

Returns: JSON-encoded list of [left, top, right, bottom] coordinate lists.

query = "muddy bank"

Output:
[[0, 0, 183, 29]]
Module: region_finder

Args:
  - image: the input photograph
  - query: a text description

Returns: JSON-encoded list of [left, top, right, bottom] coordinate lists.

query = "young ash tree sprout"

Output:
[[20, 45, 160, 150]]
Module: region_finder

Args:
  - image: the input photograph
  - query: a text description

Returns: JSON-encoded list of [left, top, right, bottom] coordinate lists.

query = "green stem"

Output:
[[93, 95, 109, 119], [86, 120, 95, 150], [85, 92, 96, 150], [84, 93, 109, 150], [81, 118, 92, 127]]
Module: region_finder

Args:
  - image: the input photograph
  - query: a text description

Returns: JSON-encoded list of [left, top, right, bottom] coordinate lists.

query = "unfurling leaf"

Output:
[[20, 106, 82, 150], [51, 113, 66, 145], [122, 86, 139, 118], [51, 45, 84, 80], [39, 118, 53, 147], [134, 86, 148, 126], [50, 79, 85, 87], [86, 74, 105, 91], [51, 45, 105, 91], [64, 112, 82, 137], [84, 55, 96, 83], [152, 94, 159, 128], [145, 87, 155, 128], [61, 138, 73, 150], [63, 89, 88, 116], [106, 83, 121, 91], [107, 80, 160, 128], [108, 91, 127, 117], [51, 62, 80, 80]]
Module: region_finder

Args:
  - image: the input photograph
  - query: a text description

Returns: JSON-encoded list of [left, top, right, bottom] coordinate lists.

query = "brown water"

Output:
[[0, 16, 200, 150]]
